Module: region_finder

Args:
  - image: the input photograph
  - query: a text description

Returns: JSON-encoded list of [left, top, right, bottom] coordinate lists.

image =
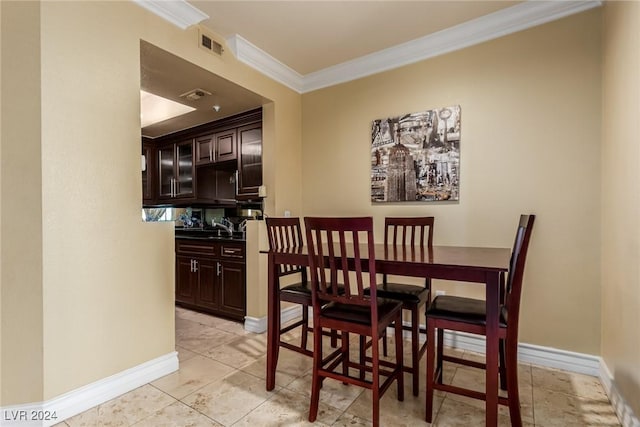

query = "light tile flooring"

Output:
[[57, 307, 621, 426]]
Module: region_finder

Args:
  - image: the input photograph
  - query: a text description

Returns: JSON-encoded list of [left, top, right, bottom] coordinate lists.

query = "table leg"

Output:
[[485, 272, 500, 427], [266, 252, 279, 391]]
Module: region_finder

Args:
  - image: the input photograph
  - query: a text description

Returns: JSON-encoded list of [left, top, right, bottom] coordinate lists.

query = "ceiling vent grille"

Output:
[[179, 88, 212, 101], [198, 27, 223, 56]]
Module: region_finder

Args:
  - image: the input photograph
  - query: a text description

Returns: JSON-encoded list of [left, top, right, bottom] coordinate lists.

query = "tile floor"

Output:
[[57, 307, 621, 426]]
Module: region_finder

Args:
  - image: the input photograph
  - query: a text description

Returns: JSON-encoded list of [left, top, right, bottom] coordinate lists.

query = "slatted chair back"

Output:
[[384, 216, 434, 248], [266, 217, 306, 280], [304, 217, 377, 311], [383, 216, 434, 285]]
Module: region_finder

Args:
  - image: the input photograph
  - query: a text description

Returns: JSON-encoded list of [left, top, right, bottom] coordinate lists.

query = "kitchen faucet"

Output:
[[238, 219, 248, 237], [211, 218, 234, 236]]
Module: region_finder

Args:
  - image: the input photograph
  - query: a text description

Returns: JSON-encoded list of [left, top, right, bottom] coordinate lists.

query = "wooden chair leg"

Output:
[[411, 305, 420, 396], [359, 335, 366, 380], [436, 327, 444, 384], [272, 292, 282, 379], [394, 314, 404, 402], [425, 317, 436, 423], [499, 338, 507, 391], [382, 329, 389, 357], [308, 321, 322, 422], [371, 330, 381, 427], [506, 338, 523, 427], [301, 304, 309, 351], [342, 332, 350, 384]]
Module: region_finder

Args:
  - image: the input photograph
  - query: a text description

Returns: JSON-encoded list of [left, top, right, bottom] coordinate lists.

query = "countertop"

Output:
[[175, 228, 246, 242]]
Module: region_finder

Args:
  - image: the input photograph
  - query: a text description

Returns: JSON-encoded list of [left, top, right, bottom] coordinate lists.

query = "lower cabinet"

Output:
[[218, 259, 245, 319], [175, 239, 246, 321]]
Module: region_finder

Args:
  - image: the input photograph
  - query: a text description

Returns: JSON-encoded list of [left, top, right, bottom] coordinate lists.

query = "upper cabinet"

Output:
[[195, 129, 237, 166], [142, 108, 262, 207], [236, 123, 263, 200], [157, 140, 195, 200], [195, 134, 213, 165], [215, 129, 237, 163], [142, 140, 155, 204]]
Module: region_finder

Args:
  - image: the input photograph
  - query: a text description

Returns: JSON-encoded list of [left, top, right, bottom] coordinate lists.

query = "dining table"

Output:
[[264, 242, 511, 427]]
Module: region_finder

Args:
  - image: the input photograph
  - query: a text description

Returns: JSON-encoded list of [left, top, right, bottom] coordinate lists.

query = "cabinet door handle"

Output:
[[193, 260, 198, 272], [190, 259, 194, 272], [234, 170, 239, 197], [217, 262, 221, 276]]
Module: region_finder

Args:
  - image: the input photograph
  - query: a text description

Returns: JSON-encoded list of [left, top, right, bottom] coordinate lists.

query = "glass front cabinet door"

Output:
[[157, 140, 194, 200]]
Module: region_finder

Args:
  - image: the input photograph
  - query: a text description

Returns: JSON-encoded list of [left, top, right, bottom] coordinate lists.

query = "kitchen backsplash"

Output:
[[142, 205, 261, 225]]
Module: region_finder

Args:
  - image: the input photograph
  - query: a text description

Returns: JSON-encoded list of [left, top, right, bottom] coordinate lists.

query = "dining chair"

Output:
[[424, 214, 535, 427], [265, 217, 314, 358], [304, 216, 404, 427], [375, 216, 434, 396]]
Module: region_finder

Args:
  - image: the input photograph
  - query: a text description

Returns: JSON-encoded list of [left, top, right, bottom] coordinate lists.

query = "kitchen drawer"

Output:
[[176, 239, 218, 256], [220, 242, 245, 259]]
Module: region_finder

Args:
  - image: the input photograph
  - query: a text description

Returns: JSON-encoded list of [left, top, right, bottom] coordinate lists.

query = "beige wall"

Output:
[[302, 10, 602, 354], [0, 0, 3, 402], [1, 1, 44, 404], [39, 2, 177, 398], [1, 0, 302, 405], [2, 0, 637, 413], [601, 0, 640, 415]]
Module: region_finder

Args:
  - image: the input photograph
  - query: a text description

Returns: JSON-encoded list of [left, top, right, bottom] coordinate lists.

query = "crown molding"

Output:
[[226, 0, 602, 94], [133, 0, 209, 30], [226, 34, 305, 93]]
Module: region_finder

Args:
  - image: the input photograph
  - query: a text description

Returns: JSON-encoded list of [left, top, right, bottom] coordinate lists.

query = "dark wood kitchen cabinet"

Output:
[[175, 239, 246, 321], [195, 129, 237, 166], [217, 244, 246, 319], [142, 108, 262, 207], [158, 140, 195, 200], [142, 140, 155, 204], [195, 166, 236, 205], [236, 123, 263, 199], [196, 259, 220, 311], [175, 255, 199, 305]]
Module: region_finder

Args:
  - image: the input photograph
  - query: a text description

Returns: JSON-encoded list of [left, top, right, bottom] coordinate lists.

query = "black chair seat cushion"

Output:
[[321, 298, 402, 326], [281, 282, 345, 298], [368, 282, 430, 305], [280, 281, 311, 297], [427, 295, 508, 327]]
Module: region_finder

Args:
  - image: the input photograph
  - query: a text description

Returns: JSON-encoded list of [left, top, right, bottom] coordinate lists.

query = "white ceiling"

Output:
[[137, 0, 601, 136], [140, 40, 266, 138], [192, 1, 521, 75], [190, 0, 601, 92]]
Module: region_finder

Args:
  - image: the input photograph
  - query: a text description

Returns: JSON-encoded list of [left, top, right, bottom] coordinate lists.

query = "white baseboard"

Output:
[[0, 351, 178, 427], [386, 322, 603, 375], [246, 311, 639, 427], [397, 325, 638, 426], [4, 314, 636, 427], [440, 329, 601, 376], [599, 359, 640, 427], [243, 305, 301, 334]]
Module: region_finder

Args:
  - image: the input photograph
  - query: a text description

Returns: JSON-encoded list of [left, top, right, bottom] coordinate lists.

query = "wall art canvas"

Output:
[[371, 105, 460, 202]]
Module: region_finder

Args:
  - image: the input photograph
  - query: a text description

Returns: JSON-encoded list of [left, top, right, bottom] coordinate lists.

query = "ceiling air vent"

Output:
[[179, 88, 212, 101], [198, 27, 223, 56]]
